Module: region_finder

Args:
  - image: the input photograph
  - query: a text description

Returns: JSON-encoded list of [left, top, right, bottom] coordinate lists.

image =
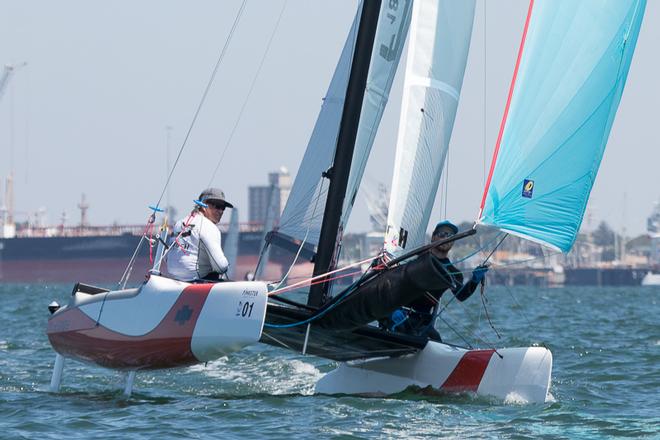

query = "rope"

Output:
[[451, 231, 506, 265], [488, 249, 562, 270], [501, 282, 539, 335], [479, 281, 501, 339], [117, 216, 154, 288], [265, 237, 505, 331], [154, 0, 248, 209], [118, 2, 247, 283], [437, 315, 474, 349], [271, 270, 361, 297], [207, 0, 288, 186], [264, 256, 385, 329], [268, 254, 375, 297], [482, 233, 508, 265], [154, 211, 197, 273], [441, 292, 502, 357]]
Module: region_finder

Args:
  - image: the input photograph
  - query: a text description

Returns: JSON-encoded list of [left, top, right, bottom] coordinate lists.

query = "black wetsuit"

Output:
[[400, 256, 480, 341]]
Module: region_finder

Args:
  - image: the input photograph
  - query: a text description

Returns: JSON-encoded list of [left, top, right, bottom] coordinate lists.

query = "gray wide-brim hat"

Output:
[[198, 188, 234, 208]]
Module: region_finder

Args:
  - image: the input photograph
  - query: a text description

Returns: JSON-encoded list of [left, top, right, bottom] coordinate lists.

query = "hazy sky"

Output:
[[1, 0, 658, 237]]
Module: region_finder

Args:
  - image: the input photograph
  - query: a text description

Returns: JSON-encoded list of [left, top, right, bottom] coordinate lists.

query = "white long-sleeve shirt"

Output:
[[166, 212, 229, 281]]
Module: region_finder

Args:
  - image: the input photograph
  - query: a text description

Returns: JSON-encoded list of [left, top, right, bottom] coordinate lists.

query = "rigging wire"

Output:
[[482, 233, 508, 264], [437, 315, 474, 349], [441, 298, 501, 354], [207, 0, 288, 186], [452, 231, 505, 266], [268, 254, 375, 297], [154, 0, 248, 209], [438, 288, 502, 358], [265, 254, 391, 329], [479, 282, 501, 339], [500, 282, 541, 336], [265, 237, 504, 331], [273, 1, 359, 235], [117, 1, 251, 284], [264, 229, 560, 336]]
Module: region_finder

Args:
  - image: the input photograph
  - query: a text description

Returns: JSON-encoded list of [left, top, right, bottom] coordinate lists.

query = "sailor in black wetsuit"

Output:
[[387, 220, 488, 341]]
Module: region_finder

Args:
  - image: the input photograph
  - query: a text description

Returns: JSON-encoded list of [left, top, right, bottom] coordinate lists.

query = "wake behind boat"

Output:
[[46, 0, 645, 403]]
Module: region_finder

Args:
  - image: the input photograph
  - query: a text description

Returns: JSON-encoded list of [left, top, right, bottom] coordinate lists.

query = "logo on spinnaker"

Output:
[[522, 179, 534, 198]]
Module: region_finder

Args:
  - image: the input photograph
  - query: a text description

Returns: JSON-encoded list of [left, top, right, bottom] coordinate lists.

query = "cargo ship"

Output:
[[0, 222, 266, 285]]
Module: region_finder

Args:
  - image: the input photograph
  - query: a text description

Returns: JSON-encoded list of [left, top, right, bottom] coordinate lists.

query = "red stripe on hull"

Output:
[[47, 283, 214, 370], [440, 349, 496, 393]]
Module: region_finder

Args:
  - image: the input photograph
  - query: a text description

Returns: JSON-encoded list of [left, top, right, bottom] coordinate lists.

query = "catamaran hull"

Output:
[[315, 342, 552, 403], [47, 275, 268, 370]]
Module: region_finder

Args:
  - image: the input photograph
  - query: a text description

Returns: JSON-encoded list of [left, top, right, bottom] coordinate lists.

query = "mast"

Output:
[[308, 0, 382, 307]]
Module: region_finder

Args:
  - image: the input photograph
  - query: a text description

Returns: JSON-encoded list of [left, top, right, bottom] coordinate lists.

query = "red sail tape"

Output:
[[478, 0, 535, 217]]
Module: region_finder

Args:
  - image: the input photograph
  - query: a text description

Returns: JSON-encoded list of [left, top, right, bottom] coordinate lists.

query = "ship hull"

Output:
[[0, 258, 150, 283], [0, 231, 266, 284]]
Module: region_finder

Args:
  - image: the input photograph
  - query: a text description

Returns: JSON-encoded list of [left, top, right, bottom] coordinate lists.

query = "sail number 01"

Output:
[[235, 301, 255, 318]]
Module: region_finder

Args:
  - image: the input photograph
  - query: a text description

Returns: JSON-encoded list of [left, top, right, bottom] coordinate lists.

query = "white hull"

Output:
[[47, 275, 268, 370], [316, 342, 552, 403], [641, 272, 660, 286]]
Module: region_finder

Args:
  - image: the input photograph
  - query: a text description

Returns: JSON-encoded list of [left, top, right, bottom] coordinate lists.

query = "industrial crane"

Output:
[[0, 62, 27, 103]]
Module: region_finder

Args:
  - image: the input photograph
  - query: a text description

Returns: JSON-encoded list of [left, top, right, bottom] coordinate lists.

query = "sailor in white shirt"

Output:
[[166, 188, 233, 281]]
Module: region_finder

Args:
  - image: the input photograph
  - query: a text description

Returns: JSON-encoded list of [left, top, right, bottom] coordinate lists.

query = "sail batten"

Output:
[[479, 0, 646, 253]]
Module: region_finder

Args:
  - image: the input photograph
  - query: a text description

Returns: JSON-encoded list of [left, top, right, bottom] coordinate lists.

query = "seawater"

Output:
[[0, 283, 658, 439]]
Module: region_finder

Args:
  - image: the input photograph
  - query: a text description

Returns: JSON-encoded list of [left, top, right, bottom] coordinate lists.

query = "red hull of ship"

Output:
[[0, 256, 265, 284]]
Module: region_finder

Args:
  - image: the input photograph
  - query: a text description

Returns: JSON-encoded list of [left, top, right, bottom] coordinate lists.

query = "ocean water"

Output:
[[0, 283, 658, 439]]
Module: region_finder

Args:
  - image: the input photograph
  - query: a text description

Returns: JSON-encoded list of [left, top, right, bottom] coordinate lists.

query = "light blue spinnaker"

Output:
[[478, 0, 646, 252]]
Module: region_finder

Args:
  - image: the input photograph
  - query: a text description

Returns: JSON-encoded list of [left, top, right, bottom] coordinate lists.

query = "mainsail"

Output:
[[338, 0, 414, 239], [384, 0, 476, 256], [478, 0, 646, 252], [275, 6, 360, 248], [276, 0, 412, 252]]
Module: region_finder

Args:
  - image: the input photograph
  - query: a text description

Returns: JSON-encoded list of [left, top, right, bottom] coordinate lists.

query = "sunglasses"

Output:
[[206, 201, 226, 210], [434, 231, 455, 238]]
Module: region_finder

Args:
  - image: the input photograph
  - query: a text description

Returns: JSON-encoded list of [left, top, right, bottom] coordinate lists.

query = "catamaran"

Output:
[[46, 0, 646, 403]]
